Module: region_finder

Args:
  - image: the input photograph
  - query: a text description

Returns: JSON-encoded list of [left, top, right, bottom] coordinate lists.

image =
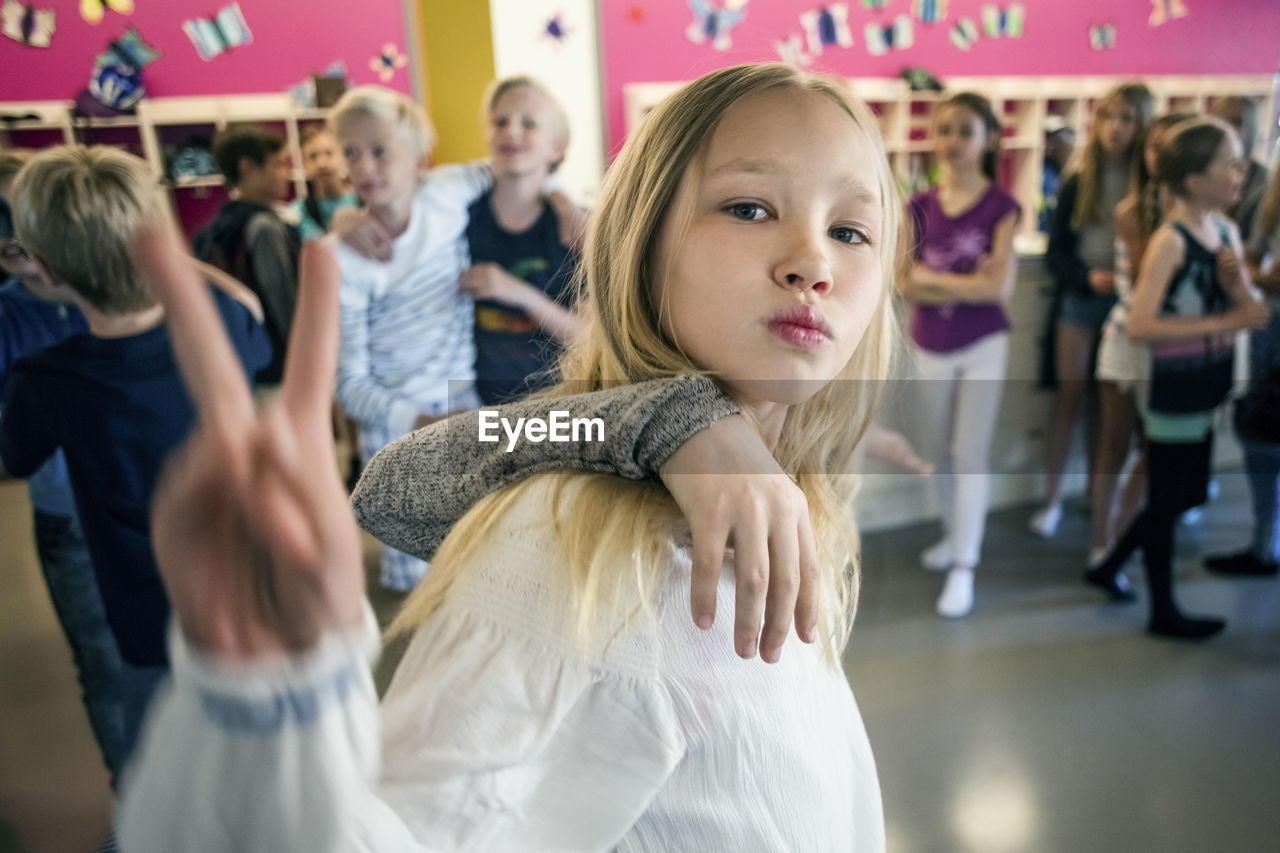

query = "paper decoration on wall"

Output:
[[81, 28, 158, 114], [628, 5, 646, 24], [289, 60, 347, 108], [865, 14, 912, 55], [1148, 0, 1188, 27], [1089, 22, 1116, 50], [182, 3, 252, 61], [900, 67, 943, 92], [774, 33, 814, 68], [799, 5, 853, 57], [2, 0, 55, 48], [911, 0, 945, 24], [980, 3, 1023, 38], [862, 0, 889, 8], [949, 17, 978, 50], [370, 44, 408, 83], [80, 0, 132, 26], [686, 0, 748, 52], [544, 13, 570, 43]]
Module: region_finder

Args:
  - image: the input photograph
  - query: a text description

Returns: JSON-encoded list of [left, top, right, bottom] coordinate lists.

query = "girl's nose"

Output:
[[773, 232, 833, 295]]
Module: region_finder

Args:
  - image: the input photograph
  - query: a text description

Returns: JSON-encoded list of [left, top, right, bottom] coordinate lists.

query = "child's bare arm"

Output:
[[189, 258, 264, 323], [1129, 227, 1269, 340], [458, 263, 581, 344]]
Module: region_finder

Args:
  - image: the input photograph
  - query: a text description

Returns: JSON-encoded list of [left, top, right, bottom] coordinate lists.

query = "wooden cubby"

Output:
[[624, 74, 1277, 254], [0, 94, 331, 237]]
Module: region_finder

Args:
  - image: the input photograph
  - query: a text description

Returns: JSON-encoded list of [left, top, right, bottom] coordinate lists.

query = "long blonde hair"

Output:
[[1256, 160, 1280, 244], [1071, 83, 1153, 230], [392, 64, 903, 658]]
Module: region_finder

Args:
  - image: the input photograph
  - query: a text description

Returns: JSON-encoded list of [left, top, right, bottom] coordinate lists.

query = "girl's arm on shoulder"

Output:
[[353, 377, 823, 661], [548, 192, 590, 251], [425, 160, 494, 210]]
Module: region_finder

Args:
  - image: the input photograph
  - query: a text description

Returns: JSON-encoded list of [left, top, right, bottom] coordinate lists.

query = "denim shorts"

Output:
[[1059, 289, 1118, 334]]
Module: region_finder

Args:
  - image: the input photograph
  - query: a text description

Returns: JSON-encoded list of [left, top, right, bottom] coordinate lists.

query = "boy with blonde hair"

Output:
[[0, 145, 269, 757]]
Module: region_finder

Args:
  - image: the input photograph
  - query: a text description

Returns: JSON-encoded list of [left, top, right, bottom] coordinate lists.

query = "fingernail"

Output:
[[740, 639, 757, 659], [762, 645, 781, 664], [696, 614, 713, 630], [801, 626, 815, 643]]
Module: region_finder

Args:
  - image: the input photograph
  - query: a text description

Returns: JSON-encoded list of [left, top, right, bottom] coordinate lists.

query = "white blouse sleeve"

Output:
[[118, 597, 686, 852]]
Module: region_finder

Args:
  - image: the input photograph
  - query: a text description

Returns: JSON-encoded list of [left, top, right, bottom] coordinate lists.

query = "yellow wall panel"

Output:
[[418, 0, 496, 165]]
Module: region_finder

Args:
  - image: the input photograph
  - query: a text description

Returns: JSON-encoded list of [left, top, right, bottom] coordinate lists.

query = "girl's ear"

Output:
[[419, 150, 433, 172]]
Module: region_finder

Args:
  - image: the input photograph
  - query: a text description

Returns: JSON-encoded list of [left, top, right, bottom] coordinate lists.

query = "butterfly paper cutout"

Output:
[[949, 16, 978, 50], [370, 44, 407, 83], [1148, 0, 1188, 27], [289, 59, 346, 108], [2, 0, 54, 48], [89, 28, 159, 111], [980, 3, 1024, 38], [774, 32, 815, 68], [686, 0, 748, 52], [865, 14, 913, 55], [182, 3, 252, 62], [80, 0, 131, 26], [1089, 22, 1116, 51], [544, 13, 570, 43], [911, 0, 946, 24], [799, 4, 853, 57]]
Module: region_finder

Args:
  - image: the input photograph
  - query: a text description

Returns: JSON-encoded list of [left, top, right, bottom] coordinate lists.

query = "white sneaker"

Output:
[[1029, 504, 1061, 539], [920, 539, 953, 571], [936, 567, 974, 619], [1087, 546, 1109, 570]]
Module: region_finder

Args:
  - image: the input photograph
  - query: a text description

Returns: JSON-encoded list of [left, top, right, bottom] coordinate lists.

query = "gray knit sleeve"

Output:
[[350, 375, 740, 562]]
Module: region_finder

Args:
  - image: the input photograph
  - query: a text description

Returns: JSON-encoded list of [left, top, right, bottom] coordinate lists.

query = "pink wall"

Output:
[[0, 0, 412, 102], [602, 0, 1280, 153]]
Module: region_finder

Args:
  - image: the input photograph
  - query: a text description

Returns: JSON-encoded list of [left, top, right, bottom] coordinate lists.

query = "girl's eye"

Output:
[[830, 225, 867, 245], [727, 202, 768, 221], [372, 147, 386, 160], [523, 119, 536, 130], [343, 148, 357, 161]]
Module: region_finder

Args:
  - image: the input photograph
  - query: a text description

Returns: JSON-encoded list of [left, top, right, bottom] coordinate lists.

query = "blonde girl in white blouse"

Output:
[[119, 62, 903, 851]]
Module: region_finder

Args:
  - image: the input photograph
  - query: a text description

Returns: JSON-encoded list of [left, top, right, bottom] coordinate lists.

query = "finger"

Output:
[[758, 516, 799, 664], [793, 517, 821, 645], [284, 240, 342, 442], [246, 419, 322, 584], [688, 499, 725, 632], [732, 511, 768, 660], [130, 221, 255, 434]]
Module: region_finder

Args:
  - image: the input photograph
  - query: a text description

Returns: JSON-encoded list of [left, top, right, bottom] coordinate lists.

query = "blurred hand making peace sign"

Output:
[[134, 224, 365, 660]]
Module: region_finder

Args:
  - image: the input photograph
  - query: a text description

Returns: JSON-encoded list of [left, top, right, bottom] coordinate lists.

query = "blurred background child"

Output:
[[900, 92, 1020, 619], [462, 76, 582, 404], [1033, 83, 1153, 539]]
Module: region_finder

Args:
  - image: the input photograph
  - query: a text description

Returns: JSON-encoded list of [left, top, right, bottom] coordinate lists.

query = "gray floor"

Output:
[[848, 467, 1280, 853], [1, 470, 1277, 852]]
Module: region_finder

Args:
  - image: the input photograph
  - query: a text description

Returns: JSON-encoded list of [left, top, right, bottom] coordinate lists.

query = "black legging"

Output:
[[1091, 434, 1212, 622]]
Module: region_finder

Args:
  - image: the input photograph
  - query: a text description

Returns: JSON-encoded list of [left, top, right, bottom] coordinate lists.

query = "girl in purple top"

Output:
[[900, 92, 1021, 618]]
